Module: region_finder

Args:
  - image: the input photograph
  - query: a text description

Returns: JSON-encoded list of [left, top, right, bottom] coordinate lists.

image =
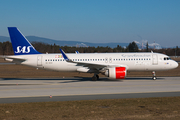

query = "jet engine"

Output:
[[105, 67, 126, 79]]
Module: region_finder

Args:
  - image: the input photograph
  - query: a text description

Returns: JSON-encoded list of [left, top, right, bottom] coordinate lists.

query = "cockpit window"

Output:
[[164, 57, 171, 60]]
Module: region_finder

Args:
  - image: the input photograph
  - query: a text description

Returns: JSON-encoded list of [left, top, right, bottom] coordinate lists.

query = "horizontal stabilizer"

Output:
[[0, 55, 26, 64]]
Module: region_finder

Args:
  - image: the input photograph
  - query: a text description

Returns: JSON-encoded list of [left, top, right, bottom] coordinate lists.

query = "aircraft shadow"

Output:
[[0, 77, 118, 83], [0, 77, 164, 84]]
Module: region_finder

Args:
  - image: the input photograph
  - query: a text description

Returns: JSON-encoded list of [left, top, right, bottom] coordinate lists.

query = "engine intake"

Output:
[[105, 67, 126, 79]]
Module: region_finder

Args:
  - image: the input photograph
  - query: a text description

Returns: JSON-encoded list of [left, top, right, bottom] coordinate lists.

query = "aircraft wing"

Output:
[[60, 49, 127, 72]]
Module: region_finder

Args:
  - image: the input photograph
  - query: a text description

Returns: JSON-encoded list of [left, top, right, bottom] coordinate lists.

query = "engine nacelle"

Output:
[[105, 67, 126, 79]]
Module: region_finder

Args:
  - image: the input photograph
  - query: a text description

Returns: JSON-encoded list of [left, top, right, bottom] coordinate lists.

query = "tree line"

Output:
[[0, 41, 179, 56]]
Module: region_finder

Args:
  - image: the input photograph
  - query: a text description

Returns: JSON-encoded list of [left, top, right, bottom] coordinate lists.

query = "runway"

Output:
[[0, 77, 180, 103]]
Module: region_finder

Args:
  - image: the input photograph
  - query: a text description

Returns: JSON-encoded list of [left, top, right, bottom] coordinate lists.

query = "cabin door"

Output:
[[152, 55, 158, 65], [37, 56, 42, 66]]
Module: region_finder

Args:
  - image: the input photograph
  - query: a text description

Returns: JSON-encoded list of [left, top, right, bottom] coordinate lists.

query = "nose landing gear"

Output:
[[152, 71, 157, 80]]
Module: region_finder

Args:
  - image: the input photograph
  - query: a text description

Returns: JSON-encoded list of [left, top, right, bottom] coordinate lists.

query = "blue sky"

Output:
[[0, 0, 180, 47]]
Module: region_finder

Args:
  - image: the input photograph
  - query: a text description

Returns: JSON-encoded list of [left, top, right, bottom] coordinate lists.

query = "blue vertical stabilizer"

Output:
[[8, 27, 41, 55]]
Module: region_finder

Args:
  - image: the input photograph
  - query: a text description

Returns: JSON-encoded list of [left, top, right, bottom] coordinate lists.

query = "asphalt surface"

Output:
[[0, 77, 180, 103]]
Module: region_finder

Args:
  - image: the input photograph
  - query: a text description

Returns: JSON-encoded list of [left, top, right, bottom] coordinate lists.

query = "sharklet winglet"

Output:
[[59, 49, 71, 61]]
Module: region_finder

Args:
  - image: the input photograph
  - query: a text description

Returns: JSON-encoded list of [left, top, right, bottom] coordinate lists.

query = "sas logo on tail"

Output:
[[15, 46, 32, 53]]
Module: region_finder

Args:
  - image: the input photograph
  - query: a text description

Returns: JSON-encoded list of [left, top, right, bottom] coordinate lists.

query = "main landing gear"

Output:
[[152, 71, 157, 80], [92, 74, 99, 81]]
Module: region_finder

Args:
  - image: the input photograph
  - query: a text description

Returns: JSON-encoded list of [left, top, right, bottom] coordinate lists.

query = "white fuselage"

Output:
[[10, 52, 178, 72]]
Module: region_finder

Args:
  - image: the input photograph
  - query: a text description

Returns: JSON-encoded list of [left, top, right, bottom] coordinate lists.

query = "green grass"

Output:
[[1, 97, 180, 120]]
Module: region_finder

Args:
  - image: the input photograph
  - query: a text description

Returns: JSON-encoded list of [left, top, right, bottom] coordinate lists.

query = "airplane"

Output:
[[1, 27, 178, 81]]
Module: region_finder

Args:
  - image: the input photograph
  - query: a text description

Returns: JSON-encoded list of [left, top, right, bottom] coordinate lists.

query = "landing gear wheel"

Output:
[[92, 74, 99, 81], [92, 76, 97, 81], [152, 76, 157, 80], [96, 75, 99, 80]]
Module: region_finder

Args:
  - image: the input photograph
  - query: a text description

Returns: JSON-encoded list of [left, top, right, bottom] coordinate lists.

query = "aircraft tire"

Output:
[[152, 76, 157, 80], [96, 75, 99, 80], [92, 76, 97, 81]]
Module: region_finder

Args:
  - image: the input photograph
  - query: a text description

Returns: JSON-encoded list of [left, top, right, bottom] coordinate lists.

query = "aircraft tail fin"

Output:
[[8, 27, 41, 55]]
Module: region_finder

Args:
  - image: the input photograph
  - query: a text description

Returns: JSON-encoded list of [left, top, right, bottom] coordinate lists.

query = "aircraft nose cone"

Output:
[[174, 61, 179, 68], [172, 61, 179, 69]]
